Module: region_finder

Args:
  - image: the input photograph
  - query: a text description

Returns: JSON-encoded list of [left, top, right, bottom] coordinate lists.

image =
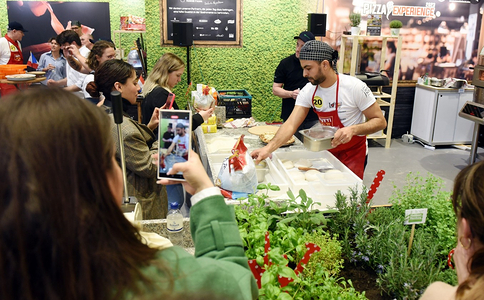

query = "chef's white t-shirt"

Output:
[[295, 73, 376, 127]]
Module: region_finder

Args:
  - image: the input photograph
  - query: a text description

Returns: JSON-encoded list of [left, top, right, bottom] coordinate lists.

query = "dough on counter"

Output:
[[305, 170, 321, 181], [324, 169, 345, 180], [288, 170, 305, 182], [294, 158, 312, 168], [282, 160, 294, 169]]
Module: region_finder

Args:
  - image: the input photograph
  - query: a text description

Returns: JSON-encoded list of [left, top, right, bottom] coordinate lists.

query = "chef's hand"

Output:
[[291, 88, 300, 100], [251, 147, 272, 164], [198, 107, 214, 122], [155, 150, 214, 195], [332, 127, 355, 147]]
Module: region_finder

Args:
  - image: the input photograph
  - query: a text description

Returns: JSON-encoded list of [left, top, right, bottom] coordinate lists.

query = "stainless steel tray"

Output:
[[298, 126, 336, 152]]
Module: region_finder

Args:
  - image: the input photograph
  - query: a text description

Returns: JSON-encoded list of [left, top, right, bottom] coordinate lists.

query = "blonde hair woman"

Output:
[[141, 53, 213, 134]]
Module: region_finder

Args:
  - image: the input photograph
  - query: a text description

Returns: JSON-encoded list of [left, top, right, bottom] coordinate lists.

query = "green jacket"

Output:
[[140, 194, 259, 299]]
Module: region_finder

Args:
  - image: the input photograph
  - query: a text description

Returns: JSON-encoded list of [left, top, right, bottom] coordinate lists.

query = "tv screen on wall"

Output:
[[7, 1, 111, 62]]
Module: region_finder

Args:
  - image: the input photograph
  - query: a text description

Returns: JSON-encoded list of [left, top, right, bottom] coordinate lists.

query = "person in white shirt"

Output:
[[251, 40, 387, 179], [167, 123, 189, 161], [47, 30, 87, 97], [79, 33, 93, 57], [0, 21, 26, 65]]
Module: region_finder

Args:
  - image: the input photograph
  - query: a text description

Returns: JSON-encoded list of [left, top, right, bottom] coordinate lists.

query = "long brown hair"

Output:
[[86, 40, 115, 70], [142, 53, 184, 96], [0, 88, 162, 300], [452, 161, 484, 299]]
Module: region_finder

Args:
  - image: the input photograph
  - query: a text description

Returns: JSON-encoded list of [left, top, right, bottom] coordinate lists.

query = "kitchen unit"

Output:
[[410, 84, 474, 146]]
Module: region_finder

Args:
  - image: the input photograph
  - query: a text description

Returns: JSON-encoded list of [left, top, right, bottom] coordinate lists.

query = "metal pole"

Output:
[[186, 46, 191, 86], [111, 91, 130, 204], [469, 123, 480, 165]]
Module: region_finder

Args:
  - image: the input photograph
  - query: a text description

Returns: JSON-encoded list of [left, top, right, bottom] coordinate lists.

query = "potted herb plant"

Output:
[[389, 19, 403, 36], [349, 12, 361, 35]]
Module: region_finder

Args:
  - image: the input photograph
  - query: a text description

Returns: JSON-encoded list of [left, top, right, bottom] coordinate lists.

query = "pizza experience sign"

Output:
[[362, 1, 437, 19]]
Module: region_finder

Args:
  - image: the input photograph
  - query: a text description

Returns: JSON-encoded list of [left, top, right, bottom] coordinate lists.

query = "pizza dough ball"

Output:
[[282, 160, 294, 169], [324, 169, 345, 180], [305, 170, 321, 181], [294, 158, 312, 168], [288, 170, 305, 182]]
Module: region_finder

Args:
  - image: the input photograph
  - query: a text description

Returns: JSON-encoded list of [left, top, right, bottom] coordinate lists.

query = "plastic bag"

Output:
[[215, 135, 258, 194], [193, 85, 216, 110]]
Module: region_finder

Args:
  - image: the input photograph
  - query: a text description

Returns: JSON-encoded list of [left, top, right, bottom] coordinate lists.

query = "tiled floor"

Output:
[[363, 139, 484, 206]]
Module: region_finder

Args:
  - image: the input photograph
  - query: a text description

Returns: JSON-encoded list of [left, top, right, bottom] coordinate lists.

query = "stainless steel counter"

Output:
[[416, 83, 474, 93]]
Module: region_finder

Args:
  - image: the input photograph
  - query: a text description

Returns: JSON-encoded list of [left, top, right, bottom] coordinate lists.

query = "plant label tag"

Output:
[[404, 208, 428, 225]]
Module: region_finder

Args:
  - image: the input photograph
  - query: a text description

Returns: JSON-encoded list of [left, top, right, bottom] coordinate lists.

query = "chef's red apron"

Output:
[[0, 35, 24, 96], [312, 75, 366, 179]]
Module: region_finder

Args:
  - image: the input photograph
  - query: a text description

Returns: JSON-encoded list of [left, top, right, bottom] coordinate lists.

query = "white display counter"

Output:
[[410, 84, 475, 146]]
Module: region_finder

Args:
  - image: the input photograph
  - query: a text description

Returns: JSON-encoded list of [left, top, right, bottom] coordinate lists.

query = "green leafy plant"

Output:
[[235, 187, 367, 299], [303, 229, 344, 277], [330, 173, 457, 299], [329, 187, 370, 258], [390, 172, 456, 257], [349, 12, 361, 27], [389, 20, 403, 28]]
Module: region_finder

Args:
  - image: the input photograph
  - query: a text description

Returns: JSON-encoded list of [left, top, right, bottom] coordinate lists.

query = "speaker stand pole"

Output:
[[186, 46, 191, 86]]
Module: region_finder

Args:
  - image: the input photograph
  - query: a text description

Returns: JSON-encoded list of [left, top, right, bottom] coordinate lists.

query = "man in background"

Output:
[[162, 123, 175, 149], [79, 33, 93, 57], [273, 31, 319, 135], [167, 123, 189, 161], [0, 21, 26, 65], [37, 37, 66, 86], [70, 20, 83, 36], [48, 30, 87, 97], [0, 21, 27, 96]]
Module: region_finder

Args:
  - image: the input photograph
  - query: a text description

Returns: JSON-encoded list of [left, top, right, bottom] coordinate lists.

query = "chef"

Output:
[[251, 40, 387, 179], [0, 21, 27, 96], [0, 21, 27, 65]]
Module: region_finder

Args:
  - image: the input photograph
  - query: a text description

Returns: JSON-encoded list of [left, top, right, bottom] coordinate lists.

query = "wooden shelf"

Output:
[[373, 90, 391, 98], [367, 133, 387, 139], [376, 98, 391, 107], [337, 35, 402, 148]]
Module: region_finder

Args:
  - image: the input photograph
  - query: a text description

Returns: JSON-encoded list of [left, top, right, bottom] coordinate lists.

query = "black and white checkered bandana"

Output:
[[299, 40, 338, 72]]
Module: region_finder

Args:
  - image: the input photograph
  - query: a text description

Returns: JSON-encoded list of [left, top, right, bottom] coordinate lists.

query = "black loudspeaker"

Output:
[[173, 22, 193, 46], [308, 13, 327, 37]]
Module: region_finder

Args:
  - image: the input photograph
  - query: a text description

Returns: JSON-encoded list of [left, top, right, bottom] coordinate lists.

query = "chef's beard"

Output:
[[307, 72, 326, 86]]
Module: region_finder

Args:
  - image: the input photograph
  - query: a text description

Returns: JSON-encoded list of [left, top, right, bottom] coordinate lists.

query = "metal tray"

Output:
[[298, 126, 336, 152]]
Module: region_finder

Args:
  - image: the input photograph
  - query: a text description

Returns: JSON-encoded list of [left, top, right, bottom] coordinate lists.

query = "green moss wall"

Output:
[[145, 0, 319, 122], [0, 0, 318, 122]]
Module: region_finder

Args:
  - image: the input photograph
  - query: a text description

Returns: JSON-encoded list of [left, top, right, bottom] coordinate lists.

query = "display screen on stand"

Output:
[[459, 101, 484, 124]]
